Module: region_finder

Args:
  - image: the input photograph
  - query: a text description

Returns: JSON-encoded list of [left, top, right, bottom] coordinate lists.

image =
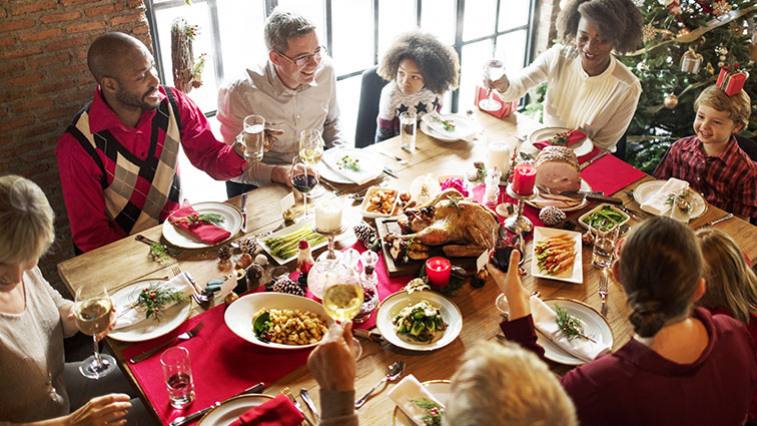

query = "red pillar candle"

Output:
[[512, 163, 536, 196], [425, 257, 452, 289]]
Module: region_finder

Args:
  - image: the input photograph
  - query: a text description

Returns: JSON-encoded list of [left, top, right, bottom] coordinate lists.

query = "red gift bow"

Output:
[[716, 65, 749, 97], [229, 394, 304, 426], [168, 203, 231, 244], [533, 129, 587, 150]]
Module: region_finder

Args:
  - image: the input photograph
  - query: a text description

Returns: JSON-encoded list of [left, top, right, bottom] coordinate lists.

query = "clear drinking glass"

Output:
[[237, 114, 266, 161], [290, 158, 319, 216], [160, 346, 195, 409], [299, 129, 325, 166], [321, 263, 364, 360], [74, 286, 117, 380], [399, 111, 417, 151], [591, 226, 620, 269], [480, 59, 505, 112]]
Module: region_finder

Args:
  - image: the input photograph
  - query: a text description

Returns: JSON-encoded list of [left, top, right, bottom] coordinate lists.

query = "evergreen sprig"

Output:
[[133, 285, 186, 320], [555, 306, 595, 342], [410, 398, 444, 426]]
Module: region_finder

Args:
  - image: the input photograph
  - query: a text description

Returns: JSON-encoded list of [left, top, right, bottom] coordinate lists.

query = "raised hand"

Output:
[[307, 322, 356, 392], [487, 249, 531, 320], [483, 72, 510, 93]]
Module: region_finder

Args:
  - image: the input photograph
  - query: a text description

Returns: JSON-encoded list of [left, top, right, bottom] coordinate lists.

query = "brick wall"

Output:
[[0, 0, 151, 296]]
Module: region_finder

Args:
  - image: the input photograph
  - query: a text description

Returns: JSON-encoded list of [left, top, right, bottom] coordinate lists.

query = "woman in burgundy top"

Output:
[[696, 227, 757, 422], [489, 217, 757, 426]]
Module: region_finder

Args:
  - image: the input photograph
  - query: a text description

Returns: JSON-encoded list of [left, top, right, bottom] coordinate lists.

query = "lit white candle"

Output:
[[486, 141, 513, 175], [315, 198, 343, 233]]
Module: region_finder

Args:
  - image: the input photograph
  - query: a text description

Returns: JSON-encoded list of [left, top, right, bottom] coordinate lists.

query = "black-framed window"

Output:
[[145, 0, 536, 138]]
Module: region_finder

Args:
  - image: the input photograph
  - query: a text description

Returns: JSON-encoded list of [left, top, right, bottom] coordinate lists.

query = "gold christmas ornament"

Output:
[[664, 94, 679, 109], [706, 63, 715, 75], [712, 0, 732, 17], [642, 23, 657, 43], [680, 47, 703, 74]]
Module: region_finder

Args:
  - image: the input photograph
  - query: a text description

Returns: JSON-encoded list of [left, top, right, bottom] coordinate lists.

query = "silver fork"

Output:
[[598, 270, 609, 317], [170, 265, 209, 305], [283, 388, 315, 426], [128, 321, 205, 363]]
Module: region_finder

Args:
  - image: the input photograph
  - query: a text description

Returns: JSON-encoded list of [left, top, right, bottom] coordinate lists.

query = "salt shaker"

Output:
[[354, 250, 380, 323], [484, 167, 502, 206]]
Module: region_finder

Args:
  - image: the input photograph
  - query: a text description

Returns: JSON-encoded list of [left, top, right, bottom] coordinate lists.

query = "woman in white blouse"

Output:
[[488, 0, 643, 151], [0, 175, 153, 425]]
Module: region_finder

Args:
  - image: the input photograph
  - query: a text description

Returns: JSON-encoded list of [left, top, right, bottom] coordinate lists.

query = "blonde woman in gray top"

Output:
[[0, 175, 152, 425]]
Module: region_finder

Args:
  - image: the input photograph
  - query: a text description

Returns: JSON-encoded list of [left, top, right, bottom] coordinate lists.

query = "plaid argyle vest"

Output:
[[65, 87, 182, 236]]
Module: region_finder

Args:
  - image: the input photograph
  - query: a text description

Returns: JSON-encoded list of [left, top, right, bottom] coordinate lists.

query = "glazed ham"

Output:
[[535, 146, 581, 194]]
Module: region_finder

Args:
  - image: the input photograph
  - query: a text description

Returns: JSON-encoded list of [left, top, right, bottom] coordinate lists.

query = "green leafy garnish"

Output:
[[253, 311, 272, 342], [133, 285, 186, 320], [148, 242, 172, 264], [430, 115, 455, 132], [555, 306, 594, 342], [410, 399, 444, 426], [188, 212, 225, 225], [550, 131, 571, 146], [337, 155, 361, 172]]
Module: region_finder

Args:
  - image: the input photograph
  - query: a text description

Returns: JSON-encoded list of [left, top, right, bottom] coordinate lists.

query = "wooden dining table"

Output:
[[57, 111, 757, 425]]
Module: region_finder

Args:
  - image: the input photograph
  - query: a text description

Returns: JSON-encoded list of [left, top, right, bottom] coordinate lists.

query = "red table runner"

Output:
[[123, 305, 311, 425]]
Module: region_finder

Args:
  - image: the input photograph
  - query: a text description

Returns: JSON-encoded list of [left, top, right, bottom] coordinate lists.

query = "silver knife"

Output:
[[240, 192, 248, 233], [697, 212, 734, 229], [299, 389, 320, 423], [169, 382, 265, 426], [382, 167, 398, 179], [579, 151, 610, 170]]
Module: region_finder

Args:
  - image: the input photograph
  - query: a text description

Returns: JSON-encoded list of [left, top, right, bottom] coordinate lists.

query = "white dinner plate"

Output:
[[376, 291, 463, 352], [392, 380, 451, 426], [419, 114, 475, 142], [525, 179, 592, 212], [530, 227, 583, 285], [197, 394, 274, 426], [496, 296, 613, 366], [108, 279, 191, 342], [632, 180, 706, 219], [162, 202, 242, 249], [224, 292, 332, 350], [527, 127, 594, 157], [317, 148, 384, 184]]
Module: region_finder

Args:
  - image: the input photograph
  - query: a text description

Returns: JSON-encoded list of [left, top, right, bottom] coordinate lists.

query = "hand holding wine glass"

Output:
[[480, 59, 506, 112], [74, 286, 118, 379], [322, 266, 364, 360]]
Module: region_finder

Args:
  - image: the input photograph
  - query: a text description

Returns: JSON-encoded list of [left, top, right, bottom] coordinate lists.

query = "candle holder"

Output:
[[315, 225, 346, 262], [505, 183, 535, 235]]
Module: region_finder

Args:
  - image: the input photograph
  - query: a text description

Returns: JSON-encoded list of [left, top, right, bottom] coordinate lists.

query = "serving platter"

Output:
[[530, 227, 583, 285]]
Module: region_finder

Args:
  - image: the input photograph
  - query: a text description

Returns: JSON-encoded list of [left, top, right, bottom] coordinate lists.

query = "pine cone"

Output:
[[271, 276, 305, 296], [217, 245, 232, 261], [238, 237, 257, 255], [354, 222, 379, 250]]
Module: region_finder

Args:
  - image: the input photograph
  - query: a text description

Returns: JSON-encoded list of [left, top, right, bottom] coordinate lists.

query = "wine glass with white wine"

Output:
[[322, 265, 363, 360], [480, 58, 505, 112], [299, 129, 325, 166], [74, 286, 117, 379]]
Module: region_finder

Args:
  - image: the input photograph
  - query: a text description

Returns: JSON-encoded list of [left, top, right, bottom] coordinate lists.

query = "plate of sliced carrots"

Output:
[[531, 227, 583, 284]]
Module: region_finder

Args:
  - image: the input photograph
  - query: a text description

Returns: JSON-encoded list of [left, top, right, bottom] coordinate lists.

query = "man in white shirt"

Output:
[[217, 9, 344, 197]]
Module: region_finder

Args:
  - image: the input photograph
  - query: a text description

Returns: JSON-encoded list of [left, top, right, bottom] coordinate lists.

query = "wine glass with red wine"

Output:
[[290, 158, 319, 216]]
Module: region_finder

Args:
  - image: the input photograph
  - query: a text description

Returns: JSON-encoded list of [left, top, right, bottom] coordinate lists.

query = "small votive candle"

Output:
[[425, 257, 451, 289], [512, 163, 536, 196], [315, 198, 343, 233], [486, 142, 513, 176]]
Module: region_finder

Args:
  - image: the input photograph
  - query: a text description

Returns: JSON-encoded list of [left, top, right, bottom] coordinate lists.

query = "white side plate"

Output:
[[162, 202, 242, 249], [197, 394, 274, 426], [419, 114, 475, 142]]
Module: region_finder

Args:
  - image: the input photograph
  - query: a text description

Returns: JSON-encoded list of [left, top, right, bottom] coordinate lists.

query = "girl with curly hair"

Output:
[[487, 0, 643, 151], [375, 31, 459, 142]]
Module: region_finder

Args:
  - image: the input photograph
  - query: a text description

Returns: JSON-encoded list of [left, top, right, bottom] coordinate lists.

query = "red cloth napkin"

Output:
[[475, 86, 517, 119], [533, 129, 587, 150], [168, 203, 231, 244], [229, 394, 304, 426], [580, 154, 646, 196], [123, 305, 311, 425]]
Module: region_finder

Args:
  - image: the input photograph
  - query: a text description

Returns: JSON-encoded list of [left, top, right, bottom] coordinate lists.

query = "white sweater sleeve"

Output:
[[497, 45, 558, 101]]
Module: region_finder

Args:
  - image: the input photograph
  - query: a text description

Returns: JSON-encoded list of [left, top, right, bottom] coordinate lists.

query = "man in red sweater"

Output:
[[57, 32, 248, 253]]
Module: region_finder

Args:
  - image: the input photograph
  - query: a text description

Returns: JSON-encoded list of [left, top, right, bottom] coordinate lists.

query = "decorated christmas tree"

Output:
[[620, 0, 756, 172]]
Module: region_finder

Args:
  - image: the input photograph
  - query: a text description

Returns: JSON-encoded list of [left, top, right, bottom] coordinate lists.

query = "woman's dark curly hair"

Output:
[[557, 0, 643, 53], [377, 31, 460, 94]]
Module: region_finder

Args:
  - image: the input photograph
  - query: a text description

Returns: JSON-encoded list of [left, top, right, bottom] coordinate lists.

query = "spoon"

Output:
[[354, 361, 405, 408]]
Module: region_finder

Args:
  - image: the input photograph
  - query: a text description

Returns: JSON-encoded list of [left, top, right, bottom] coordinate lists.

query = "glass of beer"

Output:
[[237, 114, 266, 161], [74, 286, 117, 379]]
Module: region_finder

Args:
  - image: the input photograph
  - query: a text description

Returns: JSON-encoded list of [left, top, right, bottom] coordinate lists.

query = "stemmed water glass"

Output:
[[74, 286, 117, 379], [480, 59, 505, 112], [290, 158, 319, 216]]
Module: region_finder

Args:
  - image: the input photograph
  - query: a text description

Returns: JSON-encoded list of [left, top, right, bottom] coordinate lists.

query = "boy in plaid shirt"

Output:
[[655, 85, 755, 221]]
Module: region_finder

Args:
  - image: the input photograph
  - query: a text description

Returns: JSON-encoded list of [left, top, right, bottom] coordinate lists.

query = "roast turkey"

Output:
[[392, 189, 499, 257]]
